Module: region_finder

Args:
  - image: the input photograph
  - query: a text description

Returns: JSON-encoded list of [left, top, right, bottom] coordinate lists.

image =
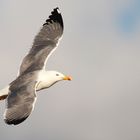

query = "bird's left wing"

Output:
[[19, 7, 64, 75], [4, 72, 38, 125]]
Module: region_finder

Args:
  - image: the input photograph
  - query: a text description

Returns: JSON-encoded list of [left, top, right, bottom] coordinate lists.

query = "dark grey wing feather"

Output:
[[4, 72, 38, 125], [19, 8, 63, 75]]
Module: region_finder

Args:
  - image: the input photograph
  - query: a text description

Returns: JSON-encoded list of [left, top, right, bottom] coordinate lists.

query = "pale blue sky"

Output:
[[117, 0, 140, 33]]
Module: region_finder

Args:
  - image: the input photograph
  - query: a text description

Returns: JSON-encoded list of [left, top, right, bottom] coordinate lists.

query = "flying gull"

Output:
[[0, 7, 71, 125]]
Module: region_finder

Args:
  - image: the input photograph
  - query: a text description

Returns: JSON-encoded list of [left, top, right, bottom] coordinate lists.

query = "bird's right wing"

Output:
[[19, 7, 64, 75]]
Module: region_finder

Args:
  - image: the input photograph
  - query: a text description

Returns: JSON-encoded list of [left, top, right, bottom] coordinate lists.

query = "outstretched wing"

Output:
[[4, 72, 38, 125], [19, 7, 64, 75]]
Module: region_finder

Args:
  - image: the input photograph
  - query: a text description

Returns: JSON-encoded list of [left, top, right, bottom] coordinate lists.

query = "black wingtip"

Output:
[[43, 7, 64, 29], [4, 117, 28, 125]]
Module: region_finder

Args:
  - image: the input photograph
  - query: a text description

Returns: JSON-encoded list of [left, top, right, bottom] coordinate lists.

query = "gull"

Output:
[[0, 7, 71, 125]]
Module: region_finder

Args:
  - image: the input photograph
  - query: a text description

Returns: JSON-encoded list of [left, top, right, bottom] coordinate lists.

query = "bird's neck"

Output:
[[36, 70, 59, 91], [36, 80, 57, 91]]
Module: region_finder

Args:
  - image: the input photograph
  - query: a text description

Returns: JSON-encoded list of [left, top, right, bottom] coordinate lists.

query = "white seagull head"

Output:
[[37, 70, 72, 90]]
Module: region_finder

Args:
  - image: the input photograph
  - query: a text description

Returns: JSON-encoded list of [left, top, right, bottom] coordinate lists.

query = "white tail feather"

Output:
[[0, 85, 9, 100]]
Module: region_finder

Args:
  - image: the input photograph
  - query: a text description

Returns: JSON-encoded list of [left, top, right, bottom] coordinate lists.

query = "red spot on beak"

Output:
[[63, 76, 72, 81]]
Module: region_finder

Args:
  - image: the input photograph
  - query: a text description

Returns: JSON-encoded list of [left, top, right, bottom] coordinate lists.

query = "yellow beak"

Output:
[[63, 76, 72, 81]]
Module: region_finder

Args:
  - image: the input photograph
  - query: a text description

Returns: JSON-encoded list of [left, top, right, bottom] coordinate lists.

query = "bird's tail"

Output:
[[0, 86, 9, 100]]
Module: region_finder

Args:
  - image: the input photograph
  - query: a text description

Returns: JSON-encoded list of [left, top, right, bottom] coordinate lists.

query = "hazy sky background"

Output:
[[0, 0, 140, 140]]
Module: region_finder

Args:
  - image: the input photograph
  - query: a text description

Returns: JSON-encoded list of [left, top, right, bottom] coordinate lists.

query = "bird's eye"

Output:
[[56, 74, 59, 76]]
